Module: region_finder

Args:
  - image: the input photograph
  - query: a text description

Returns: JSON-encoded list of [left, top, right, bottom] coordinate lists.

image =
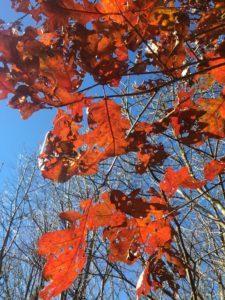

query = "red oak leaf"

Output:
[[204, 159, 225, 181], [160, 167, 205, 197], [37, 225, 87, 300]]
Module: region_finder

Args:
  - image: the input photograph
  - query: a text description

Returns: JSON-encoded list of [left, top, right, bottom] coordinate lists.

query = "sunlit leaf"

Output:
[[160, 167, 205, 197]]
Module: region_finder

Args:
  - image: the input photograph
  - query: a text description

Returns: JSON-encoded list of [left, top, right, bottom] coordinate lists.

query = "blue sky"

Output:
[[0, 2, 56, 178]]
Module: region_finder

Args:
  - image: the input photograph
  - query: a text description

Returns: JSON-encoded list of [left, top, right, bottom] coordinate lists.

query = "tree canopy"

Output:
[[1, 0, 225, 299]]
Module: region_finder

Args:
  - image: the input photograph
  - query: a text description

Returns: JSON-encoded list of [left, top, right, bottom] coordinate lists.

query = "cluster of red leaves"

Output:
[[2, 0, 225, 299], [147, 90, 225, 144], [38, 190, 184, 299], [0, 0, 224, 118], [40, 99, 167, 182], [38, 162, 225, 299]]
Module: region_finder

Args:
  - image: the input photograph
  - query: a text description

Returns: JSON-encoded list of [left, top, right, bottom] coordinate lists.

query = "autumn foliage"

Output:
[[1, 0, 225, 299]]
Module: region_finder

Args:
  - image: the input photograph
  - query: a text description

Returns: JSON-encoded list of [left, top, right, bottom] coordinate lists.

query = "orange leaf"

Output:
[[198, 95, 225, 138], [204, 159, 225, 181], [160, 167, 205, 197], [81, 193, 126, 229], [205, 52, 225, 84], [103, 219, 140, 264], [41, 99, 148, 181], [37, 225, 87, 300]]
